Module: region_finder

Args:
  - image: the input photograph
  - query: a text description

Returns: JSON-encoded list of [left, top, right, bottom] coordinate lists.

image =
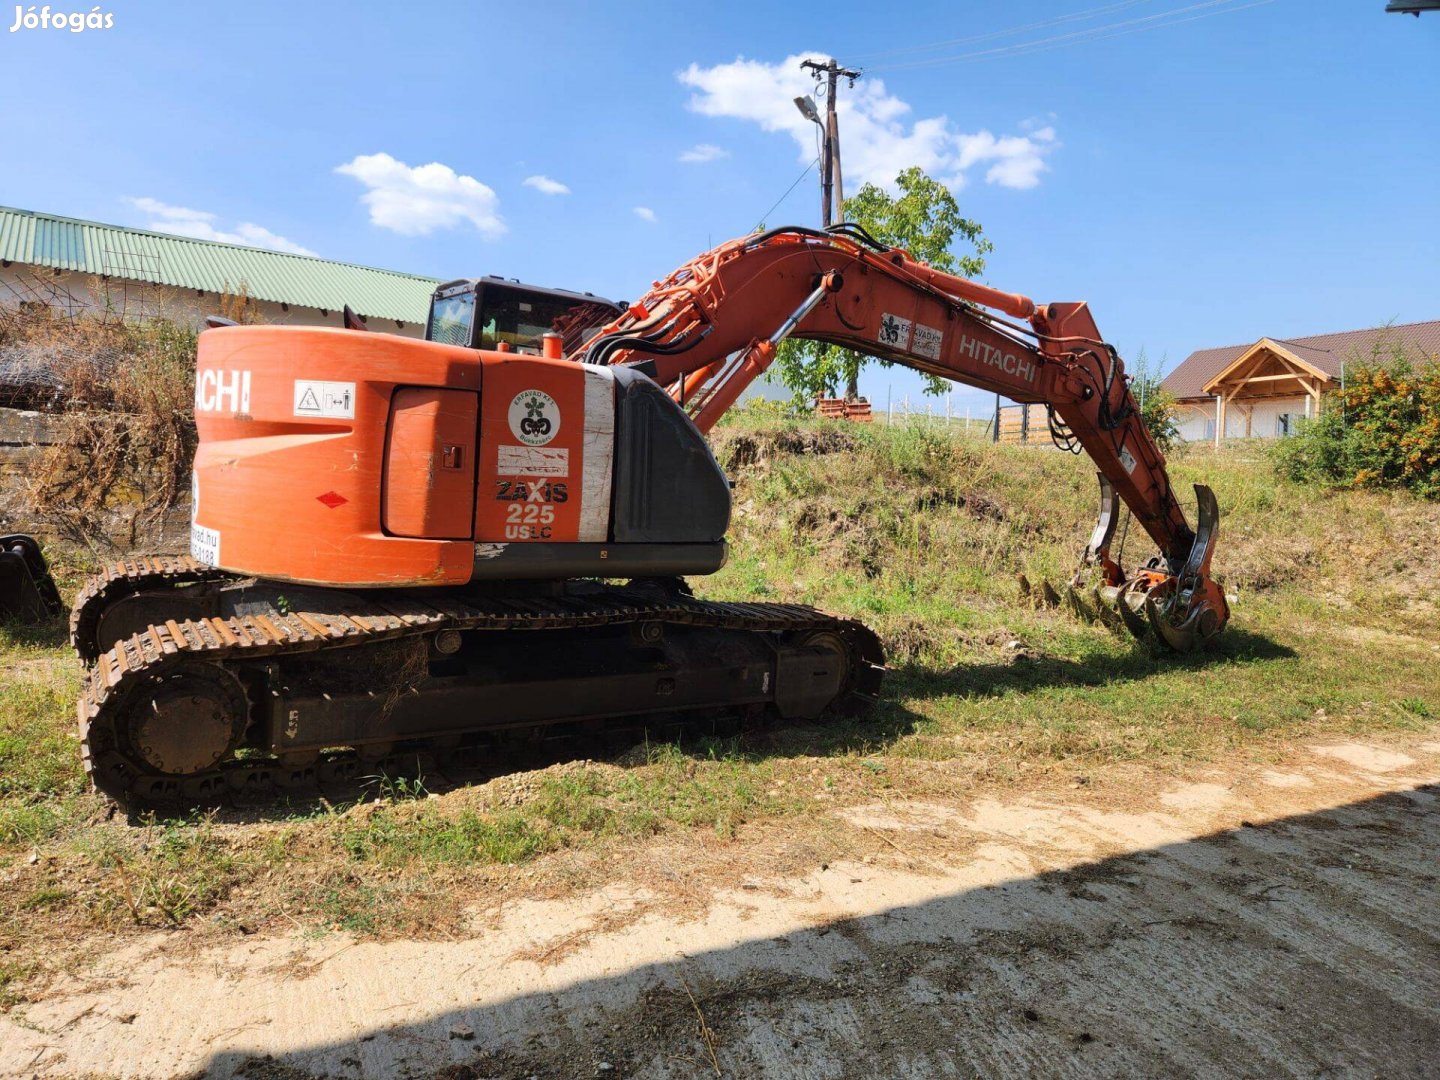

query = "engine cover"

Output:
[[190, 326, 731, 587]]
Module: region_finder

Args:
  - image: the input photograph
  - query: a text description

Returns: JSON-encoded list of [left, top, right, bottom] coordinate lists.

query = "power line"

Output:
[[851, 0, 1153, 65], [869, 0, 1277, 72], [871, 0, 1272, 71], [753, 156, 820, 232]]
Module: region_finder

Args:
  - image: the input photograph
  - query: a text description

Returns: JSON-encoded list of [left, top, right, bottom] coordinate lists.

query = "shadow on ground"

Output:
[[191, 782, 1439, 1079], [0, 612, 71, 650]]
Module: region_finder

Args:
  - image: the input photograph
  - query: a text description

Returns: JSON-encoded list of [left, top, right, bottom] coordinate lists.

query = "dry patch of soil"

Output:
[[3, 735, 1437, 1079]]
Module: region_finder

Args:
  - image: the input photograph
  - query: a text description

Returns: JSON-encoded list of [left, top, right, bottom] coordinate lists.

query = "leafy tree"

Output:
[[771, 166, 992, 402]]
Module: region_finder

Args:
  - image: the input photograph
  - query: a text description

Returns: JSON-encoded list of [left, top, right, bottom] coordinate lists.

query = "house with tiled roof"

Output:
[[1161, 319, 1440, 445]]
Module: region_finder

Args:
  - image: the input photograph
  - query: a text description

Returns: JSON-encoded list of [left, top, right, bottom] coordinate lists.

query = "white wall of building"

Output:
[[1175, 395, 1314, 443], [0, 265, 428, 339]]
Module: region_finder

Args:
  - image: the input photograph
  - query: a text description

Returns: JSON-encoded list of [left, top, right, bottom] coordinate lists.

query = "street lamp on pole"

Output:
[[793, 95, 829, 227]]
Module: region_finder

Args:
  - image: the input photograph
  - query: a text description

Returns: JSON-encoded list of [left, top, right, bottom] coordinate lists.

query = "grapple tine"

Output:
[[1184, 484, 1222, 581], [1084, 472, 1120, 567], [1076, 481, 1227, 651], [1117, 583, 1151, 642], [1064, 585, 1095, 622], [1090, 586, 1125, 632], [1140, 484, 1229, 653], [1067, 473, 1128, 629]]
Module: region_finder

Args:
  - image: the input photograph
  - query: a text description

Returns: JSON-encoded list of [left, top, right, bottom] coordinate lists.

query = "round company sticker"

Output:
[[508, 389, 560, 446]]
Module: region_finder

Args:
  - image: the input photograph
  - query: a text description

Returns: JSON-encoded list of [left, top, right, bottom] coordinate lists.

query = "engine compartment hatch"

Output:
[[383, 388, 478, 539]]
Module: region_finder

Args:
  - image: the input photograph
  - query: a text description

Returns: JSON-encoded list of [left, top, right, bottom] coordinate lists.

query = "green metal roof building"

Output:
[[0, 206, 440, 329]]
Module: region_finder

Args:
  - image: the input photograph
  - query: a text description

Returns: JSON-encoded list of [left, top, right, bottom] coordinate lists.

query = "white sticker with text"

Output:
[[190, 524, 221, 567], [877, 313, 912, 350], [912, 323, 944, 361], [498, 445, 570, 477]]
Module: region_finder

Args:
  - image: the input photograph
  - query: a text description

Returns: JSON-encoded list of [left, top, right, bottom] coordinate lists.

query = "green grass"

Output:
[[1, 420, 1438, 1005], [0, 959, 37, 1010], [333, 741, 792, 877], [0, 639, 88, 850], [339, 806, 558, 866]]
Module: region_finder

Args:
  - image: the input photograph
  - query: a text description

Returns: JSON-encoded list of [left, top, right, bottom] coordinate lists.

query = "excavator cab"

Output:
[[426, 278, 623, 356]]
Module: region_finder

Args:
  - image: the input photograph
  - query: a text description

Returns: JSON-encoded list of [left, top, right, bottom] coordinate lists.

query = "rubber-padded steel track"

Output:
[[75, 560, 884, 810]]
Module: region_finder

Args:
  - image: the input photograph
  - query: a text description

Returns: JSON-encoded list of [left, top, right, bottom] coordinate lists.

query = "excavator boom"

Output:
[[578, 225, 1228, 650]]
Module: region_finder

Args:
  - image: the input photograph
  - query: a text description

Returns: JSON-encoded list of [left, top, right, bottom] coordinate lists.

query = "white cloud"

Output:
[[125, 197, 318, 256], [335, 152, 504, 238], [523, 174, 571, 196], [679, 143, 729, 164], [633, 206, 658, 223], [678, 54, 1057, 191], [955, 130, 1054, 190]]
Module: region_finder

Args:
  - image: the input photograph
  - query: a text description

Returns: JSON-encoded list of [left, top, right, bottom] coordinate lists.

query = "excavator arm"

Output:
[[575, 225, 1228, 651]]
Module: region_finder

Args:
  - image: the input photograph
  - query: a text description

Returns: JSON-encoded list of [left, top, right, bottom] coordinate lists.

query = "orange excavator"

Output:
[[71, 226, 1228, 808]]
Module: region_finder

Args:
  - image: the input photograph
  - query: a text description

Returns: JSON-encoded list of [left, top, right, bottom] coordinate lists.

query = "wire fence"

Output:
[[0, 271, 177, 410], [874, 392, 1012, 442], [0, 340, 126, 408]]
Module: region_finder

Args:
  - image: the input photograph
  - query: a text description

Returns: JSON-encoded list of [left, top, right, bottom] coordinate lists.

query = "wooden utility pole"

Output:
[[801, 58, 861, 227]]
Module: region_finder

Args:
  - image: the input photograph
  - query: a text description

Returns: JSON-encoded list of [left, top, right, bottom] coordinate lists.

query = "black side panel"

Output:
[[611, 367, 732, 543], [469, 542, 727, 580]]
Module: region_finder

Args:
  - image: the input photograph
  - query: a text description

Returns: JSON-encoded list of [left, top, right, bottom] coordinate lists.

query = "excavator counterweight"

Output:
[[70, 226, 1227, 809]]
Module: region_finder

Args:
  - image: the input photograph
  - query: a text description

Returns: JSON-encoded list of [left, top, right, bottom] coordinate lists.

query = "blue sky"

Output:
[[2, 0, 1436, 411]]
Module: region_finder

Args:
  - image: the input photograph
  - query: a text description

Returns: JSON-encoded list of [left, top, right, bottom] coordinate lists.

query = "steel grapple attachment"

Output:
[[1075, 478, 1229, 653], [0, 534, 62, 624]]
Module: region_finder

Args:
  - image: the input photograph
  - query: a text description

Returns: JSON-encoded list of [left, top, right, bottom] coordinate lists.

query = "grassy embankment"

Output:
[[2, 418, 1437, 1005]]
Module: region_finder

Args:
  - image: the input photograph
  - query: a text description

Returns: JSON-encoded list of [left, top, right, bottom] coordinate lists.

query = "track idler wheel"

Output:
[[785, 622, 885, 716], [86, 661, 249, 807]]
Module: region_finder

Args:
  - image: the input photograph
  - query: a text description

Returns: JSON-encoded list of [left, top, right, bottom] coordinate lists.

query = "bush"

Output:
[[1273, 353, 1440, 499], [1128, 348, 1179, 453], [4, 306, 200, 550], [1138, 386, 1180, 454]]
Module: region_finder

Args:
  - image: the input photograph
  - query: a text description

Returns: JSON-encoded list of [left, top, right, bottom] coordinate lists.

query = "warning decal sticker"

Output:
[[294, 380, 356, 419]]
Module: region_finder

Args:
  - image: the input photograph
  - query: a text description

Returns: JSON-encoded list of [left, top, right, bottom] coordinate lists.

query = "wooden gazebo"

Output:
[[1203, 337, 1330, 443]]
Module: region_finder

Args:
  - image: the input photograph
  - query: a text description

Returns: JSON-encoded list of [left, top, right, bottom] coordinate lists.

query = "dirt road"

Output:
[[4, 737, 1438, 1079]]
